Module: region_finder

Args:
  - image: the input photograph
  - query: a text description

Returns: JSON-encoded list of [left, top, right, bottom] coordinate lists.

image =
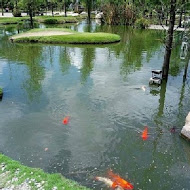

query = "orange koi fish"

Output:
[[141, 126, 148, 140], [62, 116, 70, 125], [95, 176, 124, 190], [108, 170, 134, 190]]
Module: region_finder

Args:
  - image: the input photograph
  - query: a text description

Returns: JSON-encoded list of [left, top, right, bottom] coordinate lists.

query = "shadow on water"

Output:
[[0, 22, 190, 190]]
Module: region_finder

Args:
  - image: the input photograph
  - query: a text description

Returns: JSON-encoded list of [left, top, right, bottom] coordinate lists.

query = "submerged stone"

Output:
[[181, 112, 190, 140]]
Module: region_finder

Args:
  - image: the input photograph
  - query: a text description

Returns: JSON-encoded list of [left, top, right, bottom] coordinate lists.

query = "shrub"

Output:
[[102, 4, 136, 25], [13, 8, 22, 17], [135, 18, 150, 29], [44, 18, 58, 24]]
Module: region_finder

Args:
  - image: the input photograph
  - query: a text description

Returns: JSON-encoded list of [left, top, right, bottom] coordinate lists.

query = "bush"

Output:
[[43, 18, 58, 24], [102, 4, 136, 25], [135, 18, 150, 29], [13, 8, 22, 17]]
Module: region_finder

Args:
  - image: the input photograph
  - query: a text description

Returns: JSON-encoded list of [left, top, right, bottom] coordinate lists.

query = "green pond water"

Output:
[[0, 21, 190, 190]]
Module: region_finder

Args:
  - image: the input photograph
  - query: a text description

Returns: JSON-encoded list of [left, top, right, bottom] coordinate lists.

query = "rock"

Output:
[[36, 183, 41, 188], [181, 112, 190, 140], [95, 12, 103, 19], [80, 11, 87, 15], [185, 112, 190, 125]]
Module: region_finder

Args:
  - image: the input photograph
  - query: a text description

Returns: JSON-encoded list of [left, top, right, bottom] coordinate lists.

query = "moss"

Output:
[[0, 153, 90, 190], [11, 28, 121, 44]]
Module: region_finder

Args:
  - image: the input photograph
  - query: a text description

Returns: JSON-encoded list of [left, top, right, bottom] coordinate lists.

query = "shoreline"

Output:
[[148, 24, 189, 31], [0, 153, 90, 190]]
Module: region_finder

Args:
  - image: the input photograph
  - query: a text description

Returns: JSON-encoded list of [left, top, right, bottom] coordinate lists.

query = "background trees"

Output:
[[0, 0, 189, 79]]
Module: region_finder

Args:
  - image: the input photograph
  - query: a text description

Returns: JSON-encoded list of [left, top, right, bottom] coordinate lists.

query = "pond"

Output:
[[0, 21, 190, 190]]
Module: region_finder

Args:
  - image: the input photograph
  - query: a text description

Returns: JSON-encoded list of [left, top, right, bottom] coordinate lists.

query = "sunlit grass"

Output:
[[0, 17, 30, 24], [0, 16, 80, 25]]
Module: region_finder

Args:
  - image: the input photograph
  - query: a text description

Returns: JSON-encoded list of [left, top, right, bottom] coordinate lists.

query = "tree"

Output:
[[1, 0, 4, 16], [19, 0, 44, 28], [178, 0, 185, 27], [63, 0, 72, 17], [162, 0, 177, 80], [81, 0, 92, 23]]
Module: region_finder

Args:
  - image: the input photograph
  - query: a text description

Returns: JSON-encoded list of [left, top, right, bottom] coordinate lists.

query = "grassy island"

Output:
[[0, 17, 29, 25], [0, 16, 79, 25], [0, 153, 90, 190], [10, 28, 121, 44]]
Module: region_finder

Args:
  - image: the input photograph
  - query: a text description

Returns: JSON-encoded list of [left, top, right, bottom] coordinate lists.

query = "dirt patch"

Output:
[[10, 31, 73, 40]]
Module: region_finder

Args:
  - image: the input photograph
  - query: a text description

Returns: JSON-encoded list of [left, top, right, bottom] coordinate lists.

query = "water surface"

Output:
[[0, 22, 190, 190]]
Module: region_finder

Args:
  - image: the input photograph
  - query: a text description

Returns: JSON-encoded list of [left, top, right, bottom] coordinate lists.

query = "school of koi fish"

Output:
[[61, 116, 151, 189]]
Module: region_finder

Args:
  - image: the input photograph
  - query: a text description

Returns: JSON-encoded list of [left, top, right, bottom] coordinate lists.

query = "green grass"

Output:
[[0, 17, 30, 24], [0, 16, 80, 25], [11, 28, 121, 44], [36, 16, 79, 24], [0, 153, 91, 190]]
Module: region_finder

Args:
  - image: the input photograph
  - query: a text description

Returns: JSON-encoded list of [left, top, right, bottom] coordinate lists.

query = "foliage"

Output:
[[135, 18, 150, 29], [102, 3, 136, 25], [12, 8, 22, 17], [43, 18, 58, 24]]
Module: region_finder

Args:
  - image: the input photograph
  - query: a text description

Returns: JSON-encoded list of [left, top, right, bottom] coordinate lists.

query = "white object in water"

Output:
[[141, 85, 146, 91], [149, 70, 162, 85]]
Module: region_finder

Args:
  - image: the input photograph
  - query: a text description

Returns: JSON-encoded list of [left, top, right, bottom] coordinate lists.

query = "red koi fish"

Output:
[[141, 126, 148, 140], [95, 176, 124, 190], [62, 116, 70, 125], [108, 170, 134, 190]]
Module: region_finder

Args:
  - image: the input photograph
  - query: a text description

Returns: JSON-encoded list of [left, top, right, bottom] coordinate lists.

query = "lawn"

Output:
[[11, 28, 121, 44]]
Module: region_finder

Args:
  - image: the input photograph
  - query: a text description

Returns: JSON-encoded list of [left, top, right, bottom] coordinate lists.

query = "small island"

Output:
[[10, 28, 121, 44]]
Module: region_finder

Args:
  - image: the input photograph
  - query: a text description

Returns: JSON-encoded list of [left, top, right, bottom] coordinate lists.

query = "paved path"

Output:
[[148, 25, 188, 31], [0, 11, 79, 17]]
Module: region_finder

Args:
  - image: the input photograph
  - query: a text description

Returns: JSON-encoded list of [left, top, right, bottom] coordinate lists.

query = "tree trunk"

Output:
[[162, 0, 176, 80], [29, 4, 33, 29], [165, 6, 168, 26], [87, 0, 91, 23], [15, 0, 18, 9], [1, 0, 4, 16], [51, 3, 54, 16], [178, 0, 185, 27], [64, 0, 67, 17]]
